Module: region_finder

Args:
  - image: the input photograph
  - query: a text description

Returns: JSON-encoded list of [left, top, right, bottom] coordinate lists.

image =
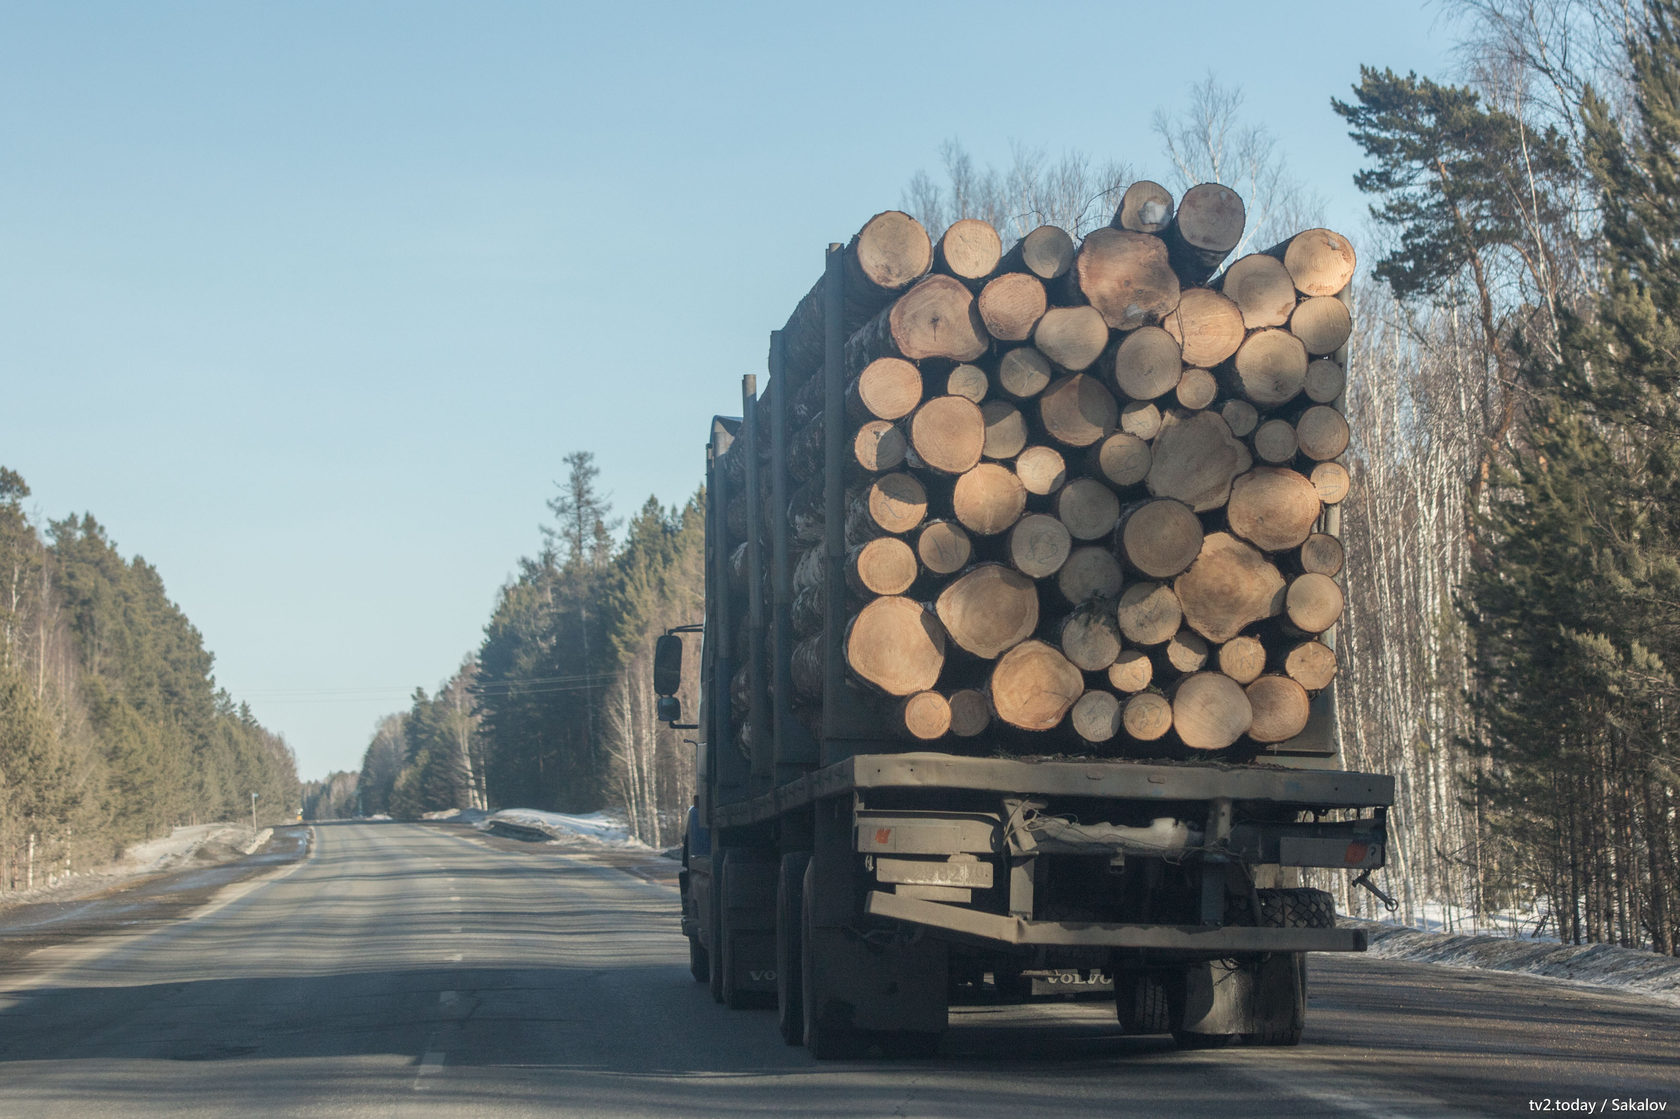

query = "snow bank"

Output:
[[478, 808, 654, 850], [421, 808, 491, 825], [1350, 918, 1680, 1007]]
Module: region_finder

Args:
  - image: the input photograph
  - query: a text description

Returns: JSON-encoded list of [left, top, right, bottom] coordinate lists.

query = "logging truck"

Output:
[[654, 192, 1393, 1057]]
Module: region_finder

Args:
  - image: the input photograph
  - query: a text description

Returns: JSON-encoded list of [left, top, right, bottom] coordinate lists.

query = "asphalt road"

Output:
[[1, 820, 1676, 1118]]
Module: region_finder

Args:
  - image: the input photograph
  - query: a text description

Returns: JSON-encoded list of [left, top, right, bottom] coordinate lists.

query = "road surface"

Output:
[[1, 820, 1675, 1117]]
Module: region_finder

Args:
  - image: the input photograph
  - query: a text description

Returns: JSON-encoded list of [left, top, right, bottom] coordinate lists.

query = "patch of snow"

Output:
[[0, 822, 269, 912], [423, 808, 491, 825], [479, 808, 653, 850]]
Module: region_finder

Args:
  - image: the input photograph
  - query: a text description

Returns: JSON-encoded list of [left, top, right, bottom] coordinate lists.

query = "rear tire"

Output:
[[688, 932, 709, 984], [801, 859, 868, 1060]]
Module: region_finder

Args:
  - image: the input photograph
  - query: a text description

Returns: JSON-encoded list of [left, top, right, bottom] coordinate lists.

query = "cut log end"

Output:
[[1076, 228, 1180, 330], [1116, 581, 1183, 646], [897, 690, 953, 740], [917, 520, 973, 575], [1245, 675, 1311, 743], [1113, 180, 1174, 233], [990, 640, 1084, 731], [1122, 691, 1174, 742], [936, 563, 1039, 659], [845, 596, 946, 696], [1172, 672, 1252, 751], [1015, 445, 1068, 495], [1175, 531, 1286, 643], [1121, 498, 1204, 578], [1007, 513, 1073, 579], [1071, 690, 1124, 743]]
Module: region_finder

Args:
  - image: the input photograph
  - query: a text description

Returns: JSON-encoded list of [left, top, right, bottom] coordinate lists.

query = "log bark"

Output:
[[853, 419, 908, 473], [1057, 545, 1123, 603], [1056, 477, 1121, 541], [935, 218, 1003, 285], [846, 536, 919, 597], [1071, 690, 1124, 743], [1289, 295, 1352, 356], [1176, 367, 1218, 411], [1295, 405, 1350, 461], [845, 596, 946, 696], [999, 224, 1076, 280], [908, 395, 986, 475], [981, 400, 1028, 460], [1122, 691, 1173, 741], [948, 688, 991, 737], [1245, 675, 1310, 743], [1252, 418, 1299, 465], [1061, 601, 1123, 671], [895, 691, 953, 740], [1074, 228, 1180, 330], [1268, 228, 1357, 296], [1303, 358, 1345, 404], [1310, 461, 1350, 505], [1298, 532, 1345, 577], [1217, 252, 1297, 329], [846, 273, 989, 367], [936, 563, 1039, 659], [1282, 639, 1338, 691], [1285, 573, 1344, 634], [997, 346, 1053, 399], [1108, 649, 1154, 693], [846, 472, 929, 540], [1165, 628, 1211, 674], [1146, 411, 1252, 512], [1089, 432, 1151, 488], [847, 357, 923, 422], [1111, 325, 1182, 401], [1015, 445, 1068, 495], [1116, 581, 1182, 646], [989, 640, 1083, 731], [1171, 671, 1252, 750], [977, 272, 1047, 341], [1175, 532, 1286, 643], [946, 363, 990, 403], [1163, 287, 1245, 367], [916, 520, 972, 576], [1007, 512, 1072, 578], [1229, 328, 1309, 408], [1112, 180, 1174, 233], [952, 463, 1027, 536], [1227, 468, 1321, 552], [1164, 183, 1245, 284], [1120, 401, 1163, 440], [1216, 635, 1267, 685], [1033, 305, 1110, 371], [1220, 399, 1259, 438], [792, 635, 824, 701], [1039, 373, 1118, 449], [1120, 498, 1204, 578]]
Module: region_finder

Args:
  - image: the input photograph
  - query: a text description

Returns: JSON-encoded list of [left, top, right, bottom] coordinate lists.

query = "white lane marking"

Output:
[[1226, 1057, 1480, 1119], [439, 991, 461, 1008]]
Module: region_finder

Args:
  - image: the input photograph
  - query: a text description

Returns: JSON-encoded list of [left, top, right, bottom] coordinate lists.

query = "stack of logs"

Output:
[[726, 185, 1355, 755]]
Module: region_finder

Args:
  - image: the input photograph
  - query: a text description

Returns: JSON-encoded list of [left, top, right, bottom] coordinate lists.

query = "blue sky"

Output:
[[0, 1, 1457, 781]]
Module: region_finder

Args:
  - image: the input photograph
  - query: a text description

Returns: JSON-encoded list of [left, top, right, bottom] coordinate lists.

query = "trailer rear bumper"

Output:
[[866, 890, 1368, 953]]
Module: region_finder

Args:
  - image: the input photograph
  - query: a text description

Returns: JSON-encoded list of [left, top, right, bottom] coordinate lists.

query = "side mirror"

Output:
[[653, 634, 683, 696], [657, 695, 682, 724]]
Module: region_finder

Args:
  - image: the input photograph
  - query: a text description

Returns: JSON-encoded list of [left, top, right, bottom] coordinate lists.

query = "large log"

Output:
[[845, 596, 946, 696], [1163, 183, 1245, 284], [999, 224, 1076, 281], [1145, 411, 1252, 512], [977, 272, 1047, 341], [1061, 601, 1123, 671], [1111, 325, 1182, 401], [1217, 252, 1297, 329], [1175, 532, 1286, 643], [1007, 512, 1072, 578], [1171, 671, 1252, 751], [792, 635, 823, 700], [1116, 581, 1182, 646], [936, 563, 1039, 659], [845, 472, 929, 540], [1229, 328, 1309, 407], [1163, 287, 1245, 367], [997, 346, 1053, 399], [1015, 445, 1068, 495], [1245, 675, 1310, 743], [1216, 634, 1267, 685], [1268, 228, 1357, 296], [846, 274, 989, 367], [847, 357, 923, 423], [895, 691, 952, 741], [1112, 180, 1174, 233], [916, 519, 973, 576], [1056, 477, 1122, 541], [1074, 228, 1180, 330], [1033, 305, 1110, 371], [989, 640, 1083, 730], [1295, 405, 1351, 461], [952, 463, 1028, 536], [1285, 573, 1344, 634], [1282, 639, 1338, 691], [780, 211, 933, 384], [1227, 467, 1322, 552], [1119, 498, 1203, 578], [1039, 373, 1118, 449], [1071, 690, 1124, 743], [1122, 691, 1174, 741], [908, 395, 986, 475], [1058, 545, 1123, 603], [1290, 295, 1352, 356], [1108, 648, 1154, 693], [981, 400, 1028, 460], [948, 687, 992, 736], [846, 536, 919, 597], [935, 218, 1003, 285], [853, 419, 908, 473], [1089, 432, 1151, 487]]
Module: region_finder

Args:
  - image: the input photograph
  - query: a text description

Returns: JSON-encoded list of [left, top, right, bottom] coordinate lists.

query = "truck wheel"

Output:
[[719, 849, 777, 1010], [1242, 886, 1328, 1047], [776, 851, 811, 1046], [689, 932, 710, 984], [801, 859, 868, 1060], [708, 861, 725, 1004]]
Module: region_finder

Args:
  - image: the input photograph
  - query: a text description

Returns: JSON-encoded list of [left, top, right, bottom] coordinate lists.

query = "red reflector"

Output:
[[875, 828, 893, 846], [1345, 842, 1369, 865]]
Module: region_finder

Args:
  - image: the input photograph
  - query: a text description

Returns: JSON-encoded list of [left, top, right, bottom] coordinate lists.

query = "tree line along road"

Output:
[[0, 819, 1674, 1118]]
